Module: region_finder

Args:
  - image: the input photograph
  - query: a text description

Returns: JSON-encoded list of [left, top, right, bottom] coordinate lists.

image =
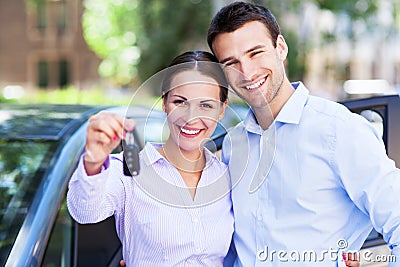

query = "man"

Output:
[[207, 2, 400, 266]]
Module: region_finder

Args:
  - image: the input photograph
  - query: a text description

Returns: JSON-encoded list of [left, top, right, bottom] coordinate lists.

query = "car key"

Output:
[[123, 130, 140, 176]]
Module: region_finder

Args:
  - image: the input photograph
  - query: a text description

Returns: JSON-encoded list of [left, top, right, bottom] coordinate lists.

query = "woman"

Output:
[[67, 50, 234, 266]]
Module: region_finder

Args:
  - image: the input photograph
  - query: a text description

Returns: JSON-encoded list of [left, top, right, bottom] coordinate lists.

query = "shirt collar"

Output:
[[243, 82, 309, 134], [275, 81, 309, 124], [243, 111, 263, 134], [142, 142, 164, 166]]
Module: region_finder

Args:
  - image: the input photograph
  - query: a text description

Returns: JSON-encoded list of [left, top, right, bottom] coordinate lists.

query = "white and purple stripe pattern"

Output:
[[67, 143, 234, 266]]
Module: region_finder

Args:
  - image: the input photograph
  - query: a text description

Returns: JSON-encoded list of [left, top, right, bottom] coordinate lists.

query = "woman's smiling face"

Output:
[[163, 70, 226, 153]]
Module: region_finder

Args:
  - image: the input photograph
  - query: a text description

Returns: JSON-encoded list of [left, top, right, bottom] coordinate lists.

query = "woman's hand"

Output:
[[83, 111, 136, 175]]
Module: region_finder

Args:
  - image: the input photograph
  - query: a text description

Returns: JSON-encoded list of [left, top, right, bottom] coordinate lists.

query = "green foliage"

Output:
[[0, 96, 17, 104], [315, 0, 378, 19], [285, 30, 306, 81], [82, 0, 212, 89], [395, 4, 400, 30], [260, 0, 380, 82], [136, 0, 212, 89], [263, 0, 379, 19], [25, 0, 39, 10], [15, 86, 159, 108], [82, 0, 382, 88], [82, 0, 141, 85]]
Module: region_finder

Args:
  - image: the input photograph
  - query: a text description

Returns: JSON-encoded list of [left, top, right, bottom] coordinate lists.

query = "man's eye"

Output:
[[224, 60, 238, 67], [250, 51, 262, 57]]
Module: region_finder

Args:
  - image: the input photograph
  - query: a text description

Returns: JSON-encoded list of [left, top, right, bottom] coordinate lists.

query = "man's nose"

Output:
[[239, 58, 257, 81]]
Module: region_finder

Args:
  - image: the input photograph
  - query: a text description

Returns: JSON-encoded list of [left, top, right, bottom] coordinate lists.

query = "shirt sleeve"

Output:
[[66, 154, 125, 224], [333, 110, 400, 262]]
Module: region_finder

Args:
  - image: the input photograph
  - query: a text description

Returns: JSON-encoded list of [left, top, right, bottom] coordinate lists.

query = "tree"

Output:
[[82, 0, 212, 89], [82, 0, 141, 86], [81, 0, 383, 90], [136, 0, 212, 92]]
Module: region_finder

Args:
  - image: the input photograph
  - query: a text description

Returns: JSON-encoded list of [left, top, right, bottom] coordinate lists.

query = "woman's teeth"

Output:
[[181, 127, 201, 135], [246, 78, 265, 90]]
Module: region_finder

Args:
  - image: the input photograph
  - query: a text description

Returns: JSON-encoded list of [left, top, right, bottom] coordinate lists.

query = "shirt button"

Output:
[[192, 217, 199, 223], [257, 215, 262, 221]]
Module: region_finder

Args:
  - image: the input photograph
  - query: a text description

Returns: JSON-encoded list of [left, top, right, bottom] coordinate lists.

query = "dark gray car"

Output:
[[0, 104, 168, 267]]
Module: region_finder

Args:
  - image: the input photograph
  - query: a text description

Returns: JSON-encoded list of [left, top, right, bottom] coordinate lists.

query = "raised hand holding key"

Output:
[[83, 111, 136, 175]]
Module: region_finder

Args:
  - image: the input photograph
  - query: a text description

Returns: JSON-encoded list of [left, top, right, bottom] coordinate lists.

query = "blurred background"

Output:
[[0, 0, 399, 106]]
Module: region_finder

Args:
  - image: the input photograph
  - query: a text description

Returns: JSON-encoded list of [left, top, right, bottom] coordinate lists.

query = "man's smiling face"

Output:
[[212, 21, 288, 109]]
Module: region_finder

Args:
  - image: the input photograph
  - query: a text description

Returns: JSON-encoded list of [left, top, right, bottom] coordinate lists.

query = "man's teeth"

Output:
[[246, 78, 265, 90], [181, 128, 201, 135]]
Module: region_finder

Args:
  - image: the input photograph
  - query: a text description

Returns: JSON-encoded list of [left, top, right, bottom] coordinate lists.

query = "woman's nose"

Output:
[[183, 105, 201, 123]]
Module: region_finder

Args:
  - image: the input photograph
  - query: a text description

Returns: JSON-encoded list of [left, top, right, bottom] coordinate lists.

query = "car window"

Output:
[[360, 110, 384, 137], [41, 198, 73, 267], [0, 139, 58, 265]]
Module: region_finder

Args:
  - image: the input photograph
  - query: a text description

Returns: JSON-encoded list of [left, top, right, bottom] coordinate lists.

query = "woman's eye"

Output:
[[173, 100, 186, 106], [200, 103, 214, 109]]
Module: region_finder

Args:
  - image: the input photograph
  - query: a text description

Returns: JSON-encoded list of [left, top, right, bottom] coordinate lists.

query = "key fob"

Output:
[[123, 131, 140, 176]]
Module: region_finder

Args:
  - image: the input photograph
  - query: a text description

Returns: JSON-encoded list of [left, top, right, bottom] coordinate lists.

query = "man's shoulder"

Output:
[[306, 94, 352, 120]]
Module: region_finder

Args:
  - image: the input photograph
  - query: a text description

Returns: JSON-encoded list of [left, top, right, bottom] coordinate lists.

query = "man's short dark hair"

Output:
[[207, 1, 281, 52]]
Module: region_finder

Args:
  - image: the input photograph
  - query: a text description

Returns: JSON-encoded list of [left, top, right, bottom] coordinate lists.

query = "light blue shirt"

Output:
[[222, 82, 400, 266], [67, 143, 234, 267]]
